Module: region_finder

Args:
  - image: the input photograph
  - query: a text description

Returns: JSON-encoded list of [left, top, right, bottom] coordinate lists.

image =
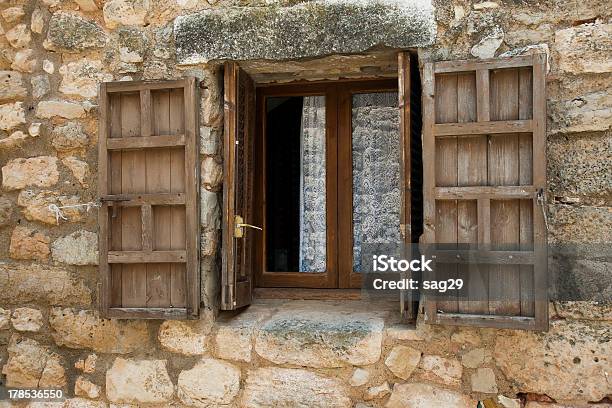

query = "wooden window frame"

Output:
[[253, 78, 399, 289], [98, 78, 200, 319]]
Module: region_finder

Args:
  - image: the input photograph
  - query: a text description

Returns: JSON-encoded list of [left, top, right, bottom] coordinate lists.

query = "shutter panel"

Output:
[[221, 62, 257, 310], [98, 78, 200, 319], [422, 54, 548, 330]]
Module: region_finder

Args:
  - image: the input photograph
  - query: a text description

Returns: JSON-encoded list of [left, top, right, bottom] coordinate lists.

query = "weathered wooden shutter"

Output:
[[98, 78, 200, 319], [221, 62, 257, 310], [422, 54, 548, 330]]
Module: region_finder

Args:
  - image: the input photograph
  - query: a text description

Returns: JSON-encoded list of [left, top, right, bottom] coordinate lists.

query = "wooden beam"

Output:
[[106, 307, 188, 319], [476, 69, 490, 122], [141, 204, 153, 251], [434, 120, 532, 136], [433, 313, 537, 330], [435, 186, 536, 199], [435, 55, 535, 73], [432, 250, 535, 264], [108, 250, 187, 263], [107, 135, 186, 150], [105, 79, 186, 93], [100, 193, 186, 206]]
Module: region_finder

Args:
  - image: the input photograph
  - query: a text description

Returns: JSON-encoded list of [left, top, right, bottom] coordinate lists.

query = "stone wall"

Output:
[[0, 0, 610, 407]]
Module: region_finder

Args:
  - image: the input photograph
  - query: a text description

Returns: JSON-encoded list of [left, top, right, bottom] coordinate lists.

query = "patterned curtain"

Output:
[[299, 96, 326, 272], [352, 92, 401, 271]]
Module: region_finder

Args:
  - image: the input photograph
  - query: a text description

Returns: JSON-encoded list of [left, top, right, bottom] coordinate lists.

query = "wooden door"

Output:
[[98, 78, 200, 319], [221, 62, 257, 309], [422, 54, 548, 330]]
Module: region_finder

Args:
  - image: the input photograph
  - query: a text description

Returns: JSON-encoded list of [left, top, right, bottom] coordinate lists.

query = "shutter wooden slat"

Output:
[[221, 63, 257, 310], [98, 78, 200, 319], [422, 54, 548, 331]]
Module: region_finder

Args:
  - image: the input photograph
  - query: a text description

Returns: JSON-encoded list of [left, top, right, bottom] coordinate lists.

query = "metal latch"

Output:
[[99, 195, 131, 218], [234, 215, 262, 238]]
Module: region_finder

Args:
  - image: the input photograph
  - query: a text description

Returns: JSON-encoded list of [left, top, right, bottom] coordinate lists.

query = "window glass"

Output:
[[265, 96, 326, 272]]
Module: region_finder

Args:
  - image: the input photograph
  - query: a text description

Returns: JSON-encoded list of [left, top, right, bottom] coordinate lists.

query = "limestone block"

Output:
[[59, 59, 113, 98], [2, 156, 59, 190], [0, 71, 27, 102], [62, 157, 90, 187], [106, 358, 174, 404], [555, 23, 611, 74], [385, 345, 421, 380], [200, 188, 219, 230], [43, 60, 54, 74], [450, 328, 482, 346], [386, 383, 476, 408], [9, 226, 50, 261], [75, 354, 98, 373], [75, 0, 99, 11], [349, 368, 370, 387], [64, 398, 107, 408], [18, 190, 84, 224], [36, 100, 85, 119], [471, 27, 504, 59], [31, 8, 45, 33], [51, 230, 98, 265], [0, 101, 26, 130], [0, 196, 12, 226], [419, 355, 463, 386], [11, 308, 44, 332], [6, 24, 31, 49], [242, 367, 351, 407], [117, 27, 147, 63], [10, 49, 36, 73], [461, 348, 492, 369], [549, 91, 611, 134], [214, 305, 272, 363], [549, 204, 611, 244], [254, 309, 384, 368], [364, 382, 390, 400], [45, 12, 107, 52], [75, 376, 101, 399], [494, 320, 611, 401], [471, 367, 498, 394], [2, 335, 66, 388], [29, 123, 42, 137], [51, 122, 89, 154], [0, 264, 91, 306], [385, 324, 430, 341], [103, 0, 150, 29], [201, 157, 222, 191], [31, 75, 50, 99], [49, 308, 148, 354], [1, 6, 25, 23], [158, 320, 210, 355], [199, 126, 219, 156], [498, 395, 521, 408], [177, 358, 241, 407]]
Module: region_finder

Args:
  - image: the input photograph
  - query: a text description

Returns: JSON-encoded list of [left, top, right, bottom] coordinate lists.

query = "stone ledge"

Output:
[[174, 0, 435, 63]]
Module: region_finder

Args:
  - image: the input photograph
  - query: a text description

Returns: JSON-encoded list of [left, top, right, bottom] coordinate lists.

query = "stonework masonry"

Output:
[[0, 0, 610, 407]]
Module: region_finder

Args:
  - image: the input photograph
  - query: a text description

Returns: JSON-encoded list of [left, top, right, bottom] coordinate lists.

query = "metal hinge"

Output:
[[536, 188, 550, 231]]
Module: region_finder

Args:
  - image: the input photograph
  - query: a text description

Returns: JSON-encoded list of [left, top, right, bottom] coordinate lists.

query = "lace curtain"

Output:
[[299, 96, 326, 272]]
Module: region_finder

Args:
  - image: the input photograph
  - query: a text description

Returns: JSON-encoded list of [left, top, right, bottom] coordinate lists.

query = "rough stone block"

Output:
[[2, 156, 59, 190], [419, 355, 463, 386], [0, 71, 27, 102], [0, 196, 13, 226], [9, 226, 50, 261], [214, 305, 272, 363], [177, 358, 240, 406], [18, 190, 84, 225], [254, 309, 384, 368], [5, 24, 31, 49], [549, 91, 611, 134], [387, 383, 476, 408], [174, 1, 435, 63], [59, 59, 113, 98], [2, 335, 66, 388], [11, 307, 44, 332], [0, 264, 91, 306], [106, 358, 174, 404], [36, 100, 85, 119], [349, 367, 370, 387], [385, 345, 422, 380], [62, 157, 90, 187], [158, 320, 210, 355], [242, 367, 351, 407], [494, 320, 611, 401], [461, 348, 492, 369], [471, 367, 498, 393], [555, 23, 611, 74], [75, 376, 101, 399], [49, 308, 149, 354], [51, 230, 98, 265], [103, 0, 149, 29], [45, 12, 107, 52], [0, 102, 26, 130]]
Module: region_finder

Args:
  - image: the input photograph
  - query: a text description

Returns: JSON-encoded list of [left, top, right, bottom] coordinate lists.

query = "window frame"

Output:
[[253, 79, 399, 289]]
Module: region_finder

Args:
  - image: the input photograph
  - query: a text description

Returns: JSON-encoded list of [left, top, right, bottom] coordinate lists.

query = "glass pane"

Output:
[[265, 96, 326, 272], [352, 92, 401, 272]]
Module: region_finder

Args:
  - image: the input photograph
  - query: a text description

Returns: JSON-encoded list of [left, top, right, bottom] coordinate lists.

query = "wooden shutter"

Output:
[[221, 62, 257, 310], [422, 54, 548, 330], [98, 78, 200, 319]]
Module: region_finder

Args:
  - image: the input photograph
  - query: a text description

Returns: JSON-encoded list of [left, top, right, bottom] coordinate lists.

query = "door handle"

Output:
[[234, 215, 262, 238]]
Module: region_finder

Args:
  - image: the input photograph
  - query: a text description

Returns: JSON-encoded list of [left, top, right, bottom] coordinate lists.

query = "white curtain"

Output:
[[299, 96, 326, 272]]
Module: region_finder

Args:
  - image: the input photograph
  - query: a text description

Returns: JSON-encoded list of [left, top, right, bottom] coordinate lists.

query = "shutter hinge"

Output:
[[536, 188, 550, 232]]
